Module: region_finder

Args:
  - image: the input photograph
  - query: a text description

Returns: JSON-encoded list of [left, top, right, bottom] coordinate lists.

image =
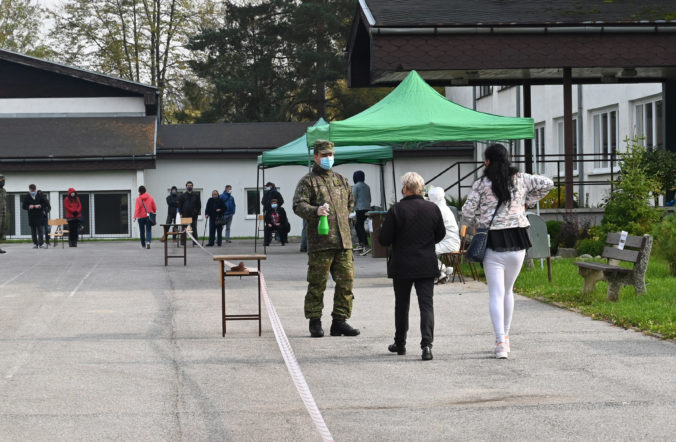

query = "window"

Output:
[[634, 99, 663, 149], [592, 109, 617, 170], [556, 118, 579, 173], [93, 192, 130, 235], [477, 86, 492, 98], [534, 125, 545, 173], [246, 188, 261, 216], [499, 85, 513, 91]]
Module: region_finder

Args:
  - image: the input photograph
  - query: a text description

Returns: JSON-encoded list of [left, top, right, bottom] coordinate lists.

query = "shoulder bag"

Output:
[[465, 206, 499, 263], [141, 199, 157, 226]]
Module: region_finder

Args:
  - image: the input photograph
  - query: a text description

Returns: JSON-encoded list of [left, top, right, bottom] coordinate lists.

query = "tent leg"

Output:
[[255, 166, 260, 252], [391, 156, 397, 207], [379, 163, 386, 209]]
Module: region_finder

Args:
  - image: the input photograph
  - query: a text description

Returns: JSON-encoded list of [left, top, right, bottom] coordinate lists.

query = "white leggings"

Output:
[[483, 248, 526, 343]]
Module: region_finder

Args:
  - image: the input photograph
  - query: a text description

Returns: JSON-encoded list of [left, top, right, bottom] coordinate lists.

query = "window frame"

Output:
[[633, 96, 663, 150], [590, 107, 618, 174]]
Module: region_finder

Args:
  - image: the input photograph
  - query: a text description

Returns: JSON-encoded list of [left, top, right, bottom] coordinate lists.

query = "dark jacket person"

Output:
[[379, 172, 445, 361]]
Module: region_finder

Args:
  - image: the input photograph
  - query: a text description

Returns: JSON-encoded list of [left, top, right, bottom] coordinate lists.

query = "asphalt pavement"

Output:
[[0, 239, 674, 441]]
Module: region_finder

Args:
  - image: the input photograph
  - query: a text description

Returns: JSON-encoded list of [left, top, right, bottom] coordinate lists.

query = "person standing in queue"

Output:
[[133, 185, 157, 249], [219, 185, 236, 243], [63, 188, 82, 247], [205, 190, 226, 247], [178, 181, 201, 245], [352, 170, 372, 253], [23, 184, 51, 249], [293, 139, 360, 338], [462, 143, 553, 359], [379, 172, 445, 361], [0, 173, 7, 254]]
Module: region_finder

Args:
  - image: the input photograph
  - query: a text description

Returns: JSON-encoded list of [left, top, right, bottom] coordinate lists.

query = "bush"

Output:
[[599, 136, 663, 236], [540, 185, 578, 209], [576, 238, 605, 257], [651, 215, 676, 275], [447, 195, 467, 210]]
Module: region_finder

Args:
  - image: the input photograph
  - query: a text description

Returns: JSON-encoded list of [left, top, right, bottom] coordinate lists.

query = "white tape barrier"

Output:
[[184, 231, 334, 441]]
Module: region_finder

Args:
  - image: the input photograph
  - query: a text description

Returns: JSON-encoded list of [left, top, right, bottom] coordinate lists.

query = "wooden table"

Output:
[[161, 223, 189, 266], [213, 254, 267, 336]]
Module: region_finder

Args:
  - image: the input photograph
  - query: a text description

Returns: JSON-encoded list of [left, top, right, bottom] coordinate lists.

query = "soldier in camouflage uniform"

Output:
[[0, 173, 7, 254], [293, 140, 360, 338]]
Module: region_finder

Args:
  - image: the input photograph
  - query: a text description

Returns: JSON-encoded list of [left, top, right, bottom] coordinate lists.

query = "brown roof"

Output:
[[157, 122, 313, 153], [0, 116, 156, 159], [363, 0, 676, 27]]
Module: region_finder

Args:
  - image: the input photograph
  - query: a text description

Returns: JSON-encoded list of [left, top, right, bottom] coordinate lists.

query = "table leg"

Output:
[[258, 261, 262, 336], [221, 264, 226, 337], [183, 231, 187, 266], [164, 225, 169, 266]]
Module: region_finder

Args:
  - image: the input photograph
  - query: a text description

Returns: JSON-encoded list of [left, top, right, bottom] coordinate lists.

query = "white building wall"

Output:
[[0, 97, 146, 117], [446, 82, 664, 206]]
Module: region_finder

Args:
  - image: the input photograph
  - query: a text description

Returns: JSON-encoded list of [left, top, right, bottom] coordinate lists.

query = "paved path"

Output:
[[0, 240, 674, 441]]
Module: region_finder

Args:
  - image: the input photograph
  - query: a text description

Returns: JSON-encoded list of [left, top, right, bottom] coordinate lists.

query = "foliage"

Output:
[[651, 215, 676, 275], [48, 0, 221, 120], [539, 185, 578, 209], [599, 136, 663, 235], [576, 238, 605, 257], [642, 146, 676, 202], [515, 256, 676, 339], [446, 195, 467, 211], [0, 0, 54, 57], [546, 220, 563, 255]]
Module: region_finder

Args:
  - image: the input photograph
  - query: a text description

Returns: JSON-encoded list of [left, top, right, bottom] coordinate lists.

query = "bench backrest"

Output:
[[48, 218, 68, 226], [603, 233, 653, 277]]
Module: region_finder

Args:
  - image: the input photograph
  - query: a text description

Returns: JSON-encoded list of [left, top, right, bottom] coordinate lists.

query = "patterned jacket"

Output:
[[461, 173, 554, 230], [293, 164, 355, 252]]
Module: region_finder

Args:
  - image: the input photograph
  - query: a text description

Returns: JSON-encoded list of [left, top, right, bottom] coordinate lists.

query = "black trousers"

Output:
[[393, 278, 435, 348], [30, 223, 45, 246], [355, 209, 368, 246], [67, 219, 80, 245], [264, 224, 287, 245]]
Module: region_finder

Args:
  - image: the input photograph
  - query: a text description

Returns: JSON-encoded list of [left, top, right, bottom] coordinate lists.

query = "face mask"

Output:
[[70, 192, 76, 198], [271, 203, 277, 209], [0, 181, 4, 188], [267, 186, 272, 191], [30, 191, 37, 198], [320, 156, 334, 170], [171, 190, 177, 195], [187, 186, 193, 192], [226, 190, 231, 194]]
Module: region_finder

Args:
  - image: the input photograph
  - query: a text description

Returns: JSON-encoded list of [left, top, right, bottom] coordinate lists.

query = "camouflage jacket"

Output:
[[293, 164, 355, 252]]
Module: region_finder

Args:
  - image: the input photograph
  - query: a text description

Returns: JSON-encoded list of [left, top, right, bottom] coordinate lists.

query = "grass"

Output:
[[514, 256, 676, 340]]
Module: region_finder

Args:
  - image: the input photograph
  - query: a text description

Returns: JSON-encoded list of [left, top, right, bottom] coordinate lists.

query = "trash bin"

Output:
[[366, 210, 388, 258]]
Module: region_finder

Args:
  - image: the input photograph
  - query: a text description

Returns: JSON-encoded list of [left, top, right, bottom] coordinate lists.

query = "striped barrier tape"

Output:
[[184, 231, 334, 441]]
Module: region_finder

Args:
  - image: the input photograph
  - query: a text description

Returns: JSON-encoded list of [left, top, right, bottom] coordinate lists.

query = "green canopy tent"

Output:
[[307, 70, 534, 147], [255, 119, 393, 251]]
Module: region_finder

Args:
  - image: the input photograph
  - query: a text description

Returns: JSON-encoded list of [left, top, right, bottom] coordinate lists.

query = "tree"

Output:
[[0, 0, 53, 57], [187, 0, 295, 122], [48, 0, 220, 120]]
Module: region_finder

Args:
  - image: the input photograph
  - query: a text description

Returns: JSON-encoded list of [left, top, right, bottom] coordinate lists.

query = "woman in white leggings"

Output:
[[462, 144, 553, 359]]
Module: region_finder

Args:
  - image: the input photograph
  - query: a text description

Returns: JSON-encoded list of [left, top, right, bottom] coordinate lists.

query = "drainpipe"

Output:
[[577, 85, 585, 207]]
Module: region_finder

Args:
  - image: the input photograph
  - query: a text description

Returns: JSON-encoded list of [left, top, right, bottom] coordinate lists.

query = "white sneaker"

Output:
[[494, 342, 508, 359], [505, 335, 510, 353]]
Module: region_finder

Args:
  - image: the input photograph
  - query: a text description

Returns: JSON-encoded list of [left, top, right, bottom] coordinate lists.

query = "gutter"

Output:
[[369, 25, 676, 35], [0, 155, 154, 163]]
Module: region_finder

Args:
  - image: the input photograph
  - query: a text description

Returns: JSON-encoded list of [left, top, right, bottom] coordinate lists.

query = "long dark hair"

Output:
[[483, 143, 519, 207]]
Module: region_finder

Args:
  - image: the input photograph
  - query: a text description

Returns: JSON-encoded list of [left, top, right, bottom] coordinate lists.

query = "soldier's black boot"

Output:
[[330, 319, 360, 336], [309, 319, 324, 338], [388, 343, 406, 355]]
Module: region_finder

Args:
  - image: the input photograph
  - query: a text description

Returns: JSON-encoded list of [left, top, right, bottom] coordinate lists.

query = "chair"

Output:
[[48, 218, 69, 248], [440, 225, 480, 283], [254, 214, 266, 252]]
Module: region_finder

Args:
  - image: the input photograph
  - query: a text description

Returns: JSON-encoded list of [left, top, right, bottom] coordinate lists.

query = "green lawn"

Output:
[[514, 256, 676, 339]]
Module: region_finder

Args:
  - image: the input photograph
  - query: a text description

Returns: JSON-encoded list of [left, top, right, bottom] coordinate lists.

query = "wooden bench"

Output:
[[48, 218, 69, 248], [573, 232, 653, 302]]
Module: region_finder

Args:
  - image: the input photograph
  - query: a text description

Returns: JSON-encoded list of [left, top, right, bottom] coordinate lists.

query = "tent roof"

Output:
[[307, 70, 534, 147], [258, 118, 392, 168]]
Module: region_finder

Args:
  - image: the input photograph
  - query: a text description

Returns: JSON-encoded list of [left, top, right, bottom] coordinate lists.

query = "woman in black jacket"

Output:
[[264, 198, 290, 246], [205, 190, 226, 246], [379, 172, 445, 361]]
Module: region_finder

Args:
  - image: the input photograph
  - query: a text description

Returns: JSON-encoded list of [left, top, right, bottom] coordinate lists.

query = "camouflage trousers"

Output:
[[304, 249, 354, 320]]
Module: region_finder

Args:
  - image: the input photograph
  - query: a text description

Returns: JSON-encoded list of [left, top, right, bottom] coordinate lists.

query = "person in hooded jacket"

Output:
[[133, 185, 157, 249], [64, 188, 82, 247], [23, 184, 51, 248], [379, 172, 445, 361], [166, 186, 180, 224], [262, 182, 284, 215], [427, 186, 461, 283]]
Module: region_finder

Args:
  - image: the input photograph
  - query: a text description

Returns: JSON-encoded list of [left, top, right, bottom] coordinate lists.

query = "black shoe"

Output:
[[0, 249, 6, 254], [330, 319, 360, 336], [309, 319, 324, 338], [205, 244, 214, 247], [388, 343, 406, 355], [421, 346, 433, 361]]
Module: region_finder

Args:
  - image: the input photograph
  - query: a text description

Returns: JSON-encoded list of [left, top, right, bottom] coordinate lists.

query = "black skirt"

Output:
[[487, 227, 531, 252]]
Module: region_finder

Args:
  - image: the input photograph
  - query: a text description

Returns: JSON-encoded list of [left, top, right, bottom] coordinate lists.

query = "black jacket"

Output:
[[22, 191, 51, 226], [178, 191, 201, 217], [379, 195, 445, 280], [262, 188, 284, 213], [166, 193, 180, 219], [264, 207, 290, 233], [205, 197, 226, 219]]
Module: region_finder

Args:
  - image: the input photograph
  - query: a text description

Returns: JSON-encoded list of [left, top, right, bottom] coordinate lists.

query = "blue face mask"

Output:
[[271, 203, 277, 209], [320, 156, 334, 170]]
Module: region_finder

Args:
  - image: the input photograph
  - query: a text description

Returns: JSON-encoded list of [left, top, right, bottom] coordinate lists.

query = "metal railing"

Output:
[[427, 152, 618, 208]]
